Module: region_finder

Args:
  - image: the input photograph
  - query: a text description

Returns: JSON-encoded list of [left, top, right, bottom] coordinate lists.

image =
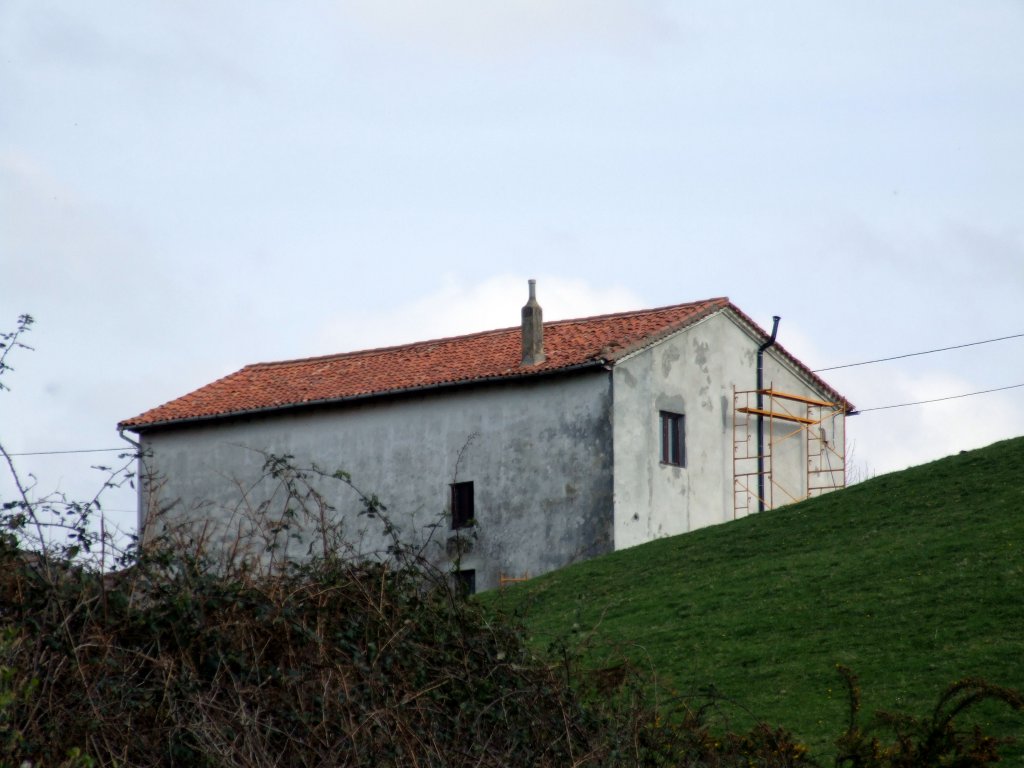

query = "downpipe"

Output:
[[756, 316, 781, 513]]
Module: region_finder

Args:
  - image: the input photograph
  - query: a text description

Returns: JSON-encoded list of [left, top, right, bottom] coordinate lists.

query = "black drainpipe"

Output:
[[756, 316, 781, 513]]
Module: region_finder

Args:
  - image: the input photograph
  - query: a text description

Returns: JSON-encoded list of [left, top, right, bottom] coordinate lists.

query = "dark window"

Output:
[[454, 569, 476, 596], [450, 481, 475, 530], [660, 411, 685, 467]]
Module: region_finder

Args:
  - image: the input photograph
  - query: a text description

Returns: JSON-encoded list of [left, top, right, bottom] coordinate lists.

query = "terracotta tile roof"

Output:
[[120, 297, 851, 431]]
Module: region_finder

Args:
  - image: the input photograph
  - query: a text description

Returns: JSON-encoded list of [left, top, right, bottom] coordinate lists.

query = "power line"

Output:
[[813, 332, 1024, 372], [4, 447, 132, 457], [857, 382, 1024, 413]]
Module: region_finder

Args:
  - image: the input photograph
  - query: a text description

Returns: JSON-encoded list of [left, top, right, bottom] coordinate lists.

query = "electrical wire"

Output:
[[856, 382, 1024, 413], [8, 343, 1024, 451], [813, 332, 1024, 372], [4, 447, 131, 457]]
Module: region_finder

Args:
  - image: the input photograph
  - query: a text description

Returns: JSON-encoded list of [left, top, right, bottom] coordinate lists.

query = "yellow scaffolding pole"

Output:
[[733, 385, 846, 517]]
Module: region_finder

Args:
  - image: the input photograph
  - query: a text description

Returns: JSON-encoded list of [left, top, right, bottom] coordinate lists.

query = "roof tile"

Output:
[[120, 297, 850, 430]]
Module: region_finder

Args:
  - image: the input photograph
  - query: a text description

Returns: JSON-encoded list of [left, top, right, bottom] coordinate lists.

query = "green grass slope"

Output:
[[484, 436, 1024, 759]]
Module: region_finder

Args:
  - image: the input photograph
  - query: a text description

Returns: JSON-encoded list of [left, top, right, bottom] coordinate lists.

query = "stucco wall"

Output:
[[611, 309, 845, 550], [138, 373, 615, 591]]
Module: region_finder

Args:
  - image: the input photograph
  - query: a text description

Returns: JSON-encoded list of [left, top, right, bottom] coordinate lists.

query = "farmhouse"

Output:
[[120, 282, 852, 592]]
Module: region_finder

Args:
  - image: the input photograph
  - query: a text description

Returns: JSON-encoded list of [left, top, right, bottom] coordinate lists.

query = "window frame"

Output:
[[659, 411, 686, 467]]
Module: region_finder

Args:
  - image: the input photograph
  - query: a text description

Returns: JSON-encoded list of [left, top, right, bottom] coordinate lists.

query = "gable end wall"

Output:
[[611, 310, 844, 549]]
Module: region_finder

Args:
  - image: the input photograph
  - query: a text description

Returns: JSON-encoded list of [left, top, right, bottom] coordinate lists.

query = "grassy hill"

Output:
[[483, 436, 1024, 760]]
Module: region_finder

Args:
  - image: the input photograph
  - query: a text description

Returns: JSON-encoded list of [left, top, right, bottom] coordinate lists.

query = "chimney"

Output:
[[521, 279, 545, 366]]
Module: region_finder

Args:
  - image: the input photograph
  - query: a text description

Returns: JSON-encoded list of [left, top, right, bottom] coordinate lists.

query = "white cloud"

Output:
[[339, 0, 677, 59], [844, 369, 1024, 478], [0, 151, 147, 305]]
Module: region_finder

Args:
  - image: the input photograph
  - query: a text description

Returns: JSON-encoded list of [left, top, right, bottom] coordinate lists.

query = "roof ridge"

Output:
[[546, 296, 729, 327], [248, 297, 730, 370]]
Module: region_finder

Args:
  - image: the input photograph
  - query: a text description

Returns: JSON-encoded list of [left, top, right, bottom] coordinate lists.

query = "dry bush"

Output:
[[0, 541, 599, 768]]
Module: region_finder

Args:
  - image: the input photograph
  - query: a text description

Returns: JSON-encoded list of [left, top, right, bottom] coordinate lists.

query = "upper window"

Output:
[[660, 411, 685, 467], [450, 481, 475, 529]]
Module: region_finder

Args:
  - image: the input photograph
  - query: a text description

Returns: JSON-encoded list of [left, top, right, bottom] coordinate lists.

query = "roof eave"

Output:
[[121, 359, 609, 434]]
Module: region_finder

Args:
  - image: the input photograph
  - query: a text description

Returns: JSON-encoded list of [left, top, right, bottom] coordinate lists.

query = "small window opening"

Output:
[[660, 411, 685, 467], [450, 481, 475, 530], [454, 569, 476, 597]]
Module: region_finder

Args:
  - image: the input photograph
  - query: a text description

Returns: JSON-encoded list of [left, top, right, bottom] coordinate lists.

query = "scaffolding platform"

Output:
[[733, 386, 846, 519]]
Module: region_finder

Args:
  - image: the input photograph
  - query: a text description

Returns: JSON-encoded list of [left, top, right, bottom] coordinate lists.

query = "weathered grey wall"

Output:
[[611, 309, 844, 550], [139, 373, 615, 591]]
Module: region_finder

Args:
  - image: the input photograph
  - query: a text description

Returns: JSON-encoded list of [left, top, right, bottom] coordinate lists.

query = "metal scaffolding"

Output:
[[733, 385, 846, 519]]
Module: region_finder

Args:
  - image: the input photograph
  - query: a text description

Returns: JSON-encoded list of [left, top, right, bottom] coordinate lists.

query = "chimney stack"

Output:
[[521, 279, 545, 366]]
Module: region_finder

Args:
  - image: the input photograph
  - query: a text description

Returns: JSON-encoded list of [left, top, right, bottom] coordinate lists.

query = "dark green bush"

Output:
[[0, 543, 599, 767], [834, 665, 1023, 768]]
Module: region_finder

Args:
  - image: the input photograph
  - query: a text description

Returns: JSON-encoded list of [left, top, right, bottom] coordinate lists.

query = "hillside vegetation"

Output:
[[0, 442, 1020, 768], [4, 315, 1020, 766], [484, 436, 1024, 759]]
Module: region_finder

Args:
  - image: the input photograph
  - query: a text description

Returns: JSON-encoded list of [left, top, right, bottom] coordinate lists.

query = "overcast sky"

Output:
[[2, 1, 1023, 542]]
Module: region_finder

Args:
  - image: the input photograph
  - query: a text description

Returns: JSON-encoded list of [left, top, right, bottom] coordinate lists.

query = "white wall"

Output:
[[611, 309, 845, 550], [138, 373, 615, 591]]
